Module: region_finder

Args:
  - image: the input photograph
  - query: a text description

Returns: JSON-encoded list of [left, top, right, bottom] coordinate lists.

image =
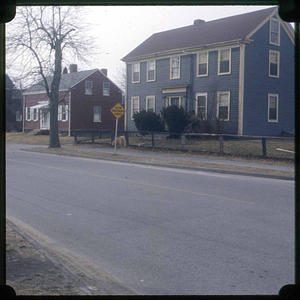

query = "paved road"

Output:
[[6, 147, 294, 295]]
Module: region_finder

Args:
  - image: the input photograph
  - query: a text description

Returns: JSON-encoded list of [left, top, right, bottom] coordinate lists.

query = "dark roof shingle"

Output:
[[122, 7, 277, 61]]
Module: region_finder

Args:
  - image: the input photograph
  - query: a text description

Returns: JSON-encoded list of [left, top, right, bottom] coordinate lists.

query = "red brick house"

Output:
[[23, 65, 123, 135]]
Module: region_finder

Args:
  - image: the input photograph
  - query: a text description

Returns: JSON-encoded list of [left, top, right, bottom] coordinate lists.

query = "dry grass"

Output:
[[5, 132, 74, 145]]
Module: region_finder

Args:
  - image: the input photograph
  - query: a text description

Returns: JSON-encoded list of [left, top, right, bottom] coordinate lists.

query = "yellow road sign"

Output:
[[111, 103, 125, 119]]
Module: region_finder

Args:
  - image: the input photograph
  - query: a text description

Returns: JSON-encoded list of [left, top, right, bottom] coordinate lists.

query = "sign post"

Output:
[[110, 103, 125, 155]]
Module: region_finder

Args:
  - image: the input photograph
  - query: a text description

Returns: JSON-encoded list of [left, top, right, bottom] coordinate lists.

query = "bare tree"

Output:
[[6, 6, 96, 148], [113, 62, 126, 93]]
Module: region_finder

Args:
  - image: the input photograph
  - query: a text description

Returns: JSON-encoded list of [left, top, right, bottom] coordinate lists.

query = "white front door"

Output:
[[40, 109, 50, 130]]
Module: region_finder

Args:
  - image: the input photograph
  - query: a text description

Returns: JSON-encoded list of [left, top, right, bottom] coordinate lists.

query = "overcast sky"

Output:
[[85, 5, 274, 81], [7, 5, 283, 86]]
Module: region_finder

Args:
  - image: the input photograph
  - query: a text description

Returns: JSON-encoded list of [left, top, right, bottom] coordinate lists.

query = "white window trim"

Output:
[[170, 55, 180, 80], [196, 51, 209, 77], [165, 96, 183, 107], [269, 50, 280, 78], [33, 108, 38, 121], [132, 62, 140, 83], [268, 93, 279, 123], [195, 93, 208, 119], [26, 107, 31, 121], [146, 60, 156, 82], [93, 106, 102, 122], [103, 82, 110, 96], [146, 95, 156, 113], [217, 91, 230, 121], [85, 81, 93, 95], [131, 96, 140, 120], [269, 18, 280, 46], [218, 48, 231, 75]]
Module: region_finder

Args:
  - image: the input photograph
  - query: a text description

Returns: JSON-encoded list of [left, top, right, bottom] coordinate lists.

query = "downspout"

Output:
[[22, 95, 25, 133], [68, 91, 71, 137], [124, 63, 128, 131], [189, 53, 194, 112]]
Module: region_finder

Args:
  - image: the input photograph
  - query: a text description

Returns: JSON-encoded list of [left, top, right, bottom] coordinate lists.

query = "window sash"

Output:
[[103, 82, 110, 96], [270, 19, 279, 45], [85, 81, 93, 95], [219, 49, 230, 74], [132, 63, 140, 82], [131, 97, 139, 119], [146, 96, 155, 112], [217, 92, 230, 121], [195, 94, 207, 119], [93, 106, 101, 122], [269, 51, 279, 77], [198, 52, 208, 76], [26, 107, 31, 121], [268, 95, 278, 122], [147, 60, 155, 81], [170, 56, 180, 79]]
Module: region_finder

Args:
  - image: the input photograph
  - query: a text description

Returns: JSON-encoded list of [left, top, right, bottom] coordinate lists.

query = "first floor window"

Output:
[[146, 96, 155, 112], [16, 111, 22, 121], [26, 107, 31, 121], [85, 81, 93, 95], [103, 82, 110, 96], [219, 49, 230, 74], [94, 106, 101, 122], [268, 94, 278, 122], [195, 93, 207, 119], [131, 97, 139, 119], [165, 96, 182, 107], [170, 56, 180, 79], [269, 51, 279, 77], [33, 108, 38, 121], [58, 105, 68, 121], [217, 92, 230, 121]]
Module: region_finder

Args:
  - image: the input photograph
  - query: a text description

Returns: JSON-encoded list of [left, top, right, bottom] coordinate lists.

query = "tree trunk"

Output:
[[49, 42, 62, 148]]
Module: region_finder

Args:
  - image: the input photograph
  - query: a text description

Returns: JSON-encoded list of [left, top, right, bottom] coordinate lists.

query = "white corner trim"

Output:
[[238, 44, 245, 136]]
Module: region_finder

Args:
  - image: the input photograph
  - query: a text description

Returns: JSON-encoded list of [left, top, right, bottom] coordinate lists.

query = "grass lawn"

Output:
[[5, 132, 74, 145]]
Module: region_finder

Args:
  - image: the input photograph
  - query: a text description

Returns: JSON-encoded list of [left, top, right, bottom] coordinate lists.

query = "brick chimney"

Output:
[[194, 19, 205, 25], [100, 69, 108, 76], [69, 64, 78, 73]]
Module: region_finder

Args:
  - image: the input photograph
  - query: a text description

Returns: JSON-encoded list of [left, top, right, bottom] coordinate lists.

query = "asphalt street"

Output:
[[6, 148, 294, 295]]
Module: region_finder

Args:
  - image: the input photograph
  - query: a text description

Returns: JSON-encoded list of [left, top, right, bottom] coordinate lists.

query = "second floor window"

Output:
[[132, 63, 140, 83], [269, 50, 280, 78], [270, 18, 280, 45], [170, 56, 180, 79], [147, 60, 156, 81], [85, 81, 93, 95], [103, 82, 110, 96], [197, 52, 208, 76], [218, 49, 231, 75]]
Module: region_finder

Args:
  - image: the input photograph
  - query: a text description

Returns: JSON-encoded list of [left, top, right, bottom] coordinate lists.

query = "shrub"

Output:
[[133, 110, 164, 134], [161, 106, 189, 137]]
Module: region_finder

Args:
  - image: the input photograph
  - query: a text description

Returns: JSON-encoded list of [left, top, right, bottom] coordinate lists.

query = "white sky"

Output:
[[83, 5, 274, 81]]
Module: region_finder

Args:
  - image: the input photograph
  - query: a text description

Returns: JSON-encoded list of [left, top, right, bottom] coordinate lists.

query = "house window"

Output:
[[197, 52, 208, 76], [146, 96, 155, 112], [58, 105, 68, 121], [132, 63, 140, 83], [26, 107, 31, 121], [270, 18, 280, 46], [217, 92, 230, 121], [16, 111, 22, 121], [103, 82, 110, 96], [268, 94, 279, 122], [85, 81, 93, 95], [165, 96, 182, 107], [94, 106, 102, 122], [147, 60, 156, 82], [218, 49, 231, 75], [131, 96, 139, 119], [33, 108, 38, 121], [195, 93, 207, 120], [170, 56, 180, 79], [269, 50, 280, 78]]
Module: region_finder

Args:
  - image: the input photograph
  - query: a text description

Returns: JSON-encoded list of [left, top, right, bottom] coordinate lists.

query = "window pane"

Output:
[[271, 20, 278, 33], [220, 61, 229, 73], [199, 52, 207, 63], [198, 96, 206, 107], [221, 50, 229, 61], [269, 108, 277, 120], [148, 60, 155, 70], [148, 70, 155, 81], [172, 56, 179, 67], [271, 32, 278, 44], [219, 106, 228, 120], [133, 72, 139, 82], [171, 97, 179, 106], [172, 67, 179, 78], [133, 63, 139, 72], [198, 63, 207, 75], [270, 52, 278, 63], [270, 63, 278, 76]]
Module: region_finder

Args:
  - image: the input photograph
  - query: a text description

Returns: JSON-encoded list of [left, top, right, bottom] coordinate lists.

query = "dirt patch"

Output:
[[23, 147, 294, 179]]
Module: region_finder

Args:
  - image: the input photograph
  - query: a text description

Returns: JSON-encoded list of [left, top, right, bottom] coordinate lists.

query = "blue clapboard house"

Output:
[[122, 7, 294, 136]]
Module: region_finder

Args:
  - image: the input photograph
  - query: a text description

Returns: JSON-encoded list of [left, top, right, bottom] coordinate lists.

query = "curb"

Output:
[[7, 220, 94, 295], [22, 148, 294, 181]]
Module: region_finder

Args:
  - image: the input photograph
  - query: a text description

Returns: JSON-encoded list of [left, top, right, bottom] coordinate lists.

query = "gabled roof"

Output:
[[23, 69, 99, 95], [122, 7, 286, 61]]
